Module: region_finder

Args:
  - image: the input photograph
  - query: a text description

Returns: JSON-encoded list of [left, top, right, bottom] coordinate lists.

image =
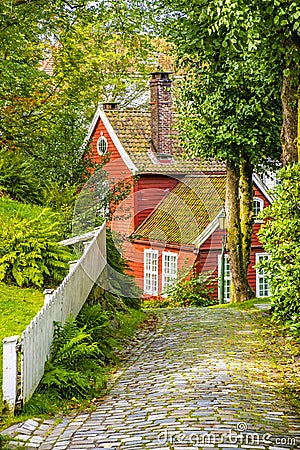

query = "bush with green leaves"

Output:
[[0, 198, 72, 287], [165, 270, 217, 307], [0, 150, 42, 204], [29, 304, 146, 410], [39, 316, 106, 400], [105, 229, 142, 309], [258, 163, 300, 330], [76, 304, 118, 363]]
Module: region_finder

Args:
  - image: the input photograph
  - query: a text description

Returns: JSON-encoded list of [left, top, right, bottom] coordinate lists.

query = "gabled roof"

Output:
[[132, 175, 226, 246], [84, 106, 225, 175], [193, 174, 274, 249]]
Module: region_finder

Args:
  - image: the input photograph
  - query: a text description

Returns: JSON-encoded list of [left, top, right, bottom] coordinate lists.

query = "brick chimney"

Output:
[[150, 72, 173, 155], [102, 102, 119, 111]]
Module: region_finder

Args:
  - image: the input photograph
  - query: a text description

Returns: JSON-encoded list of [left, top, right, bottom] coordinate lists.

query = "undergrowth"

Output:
[[21, 301, 147, 417], [142, 271, 217, 309]]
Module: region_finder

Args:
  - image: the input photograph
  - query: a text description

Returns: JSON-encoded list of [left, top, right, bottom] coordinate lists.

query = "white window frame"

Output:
[[255, 253, 270, 298], [162, 251, 178, 291], [253, 197, 264, 222], [97, 135, 108, 156], [218, 254, 231, 302], [144, 249, 159, 295]]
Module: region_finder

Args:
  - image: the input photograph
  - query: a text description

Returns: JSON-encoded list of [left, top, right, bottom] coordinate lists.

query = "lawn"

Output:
[[0, 282, 44, 391], [0, 197, 50, 221]]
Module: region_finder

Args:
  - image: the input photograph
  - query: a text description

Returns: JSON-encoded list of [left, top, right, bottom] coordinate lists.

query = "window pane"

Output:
[[257, 254, 270, 297]]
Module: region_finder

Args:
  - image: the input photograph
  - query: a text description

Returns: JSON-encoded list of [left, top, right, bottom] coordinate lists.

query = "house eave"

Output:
[[81, 105, 138, 175], [253, 173, 274, 203], [193, 215, 221, 249]]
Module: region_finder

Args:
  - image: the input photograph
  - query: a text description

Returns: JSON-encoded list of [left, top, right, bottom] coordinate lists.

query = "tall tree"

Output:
[[152, 0, 283, 301], [0, 0, 155, 204]]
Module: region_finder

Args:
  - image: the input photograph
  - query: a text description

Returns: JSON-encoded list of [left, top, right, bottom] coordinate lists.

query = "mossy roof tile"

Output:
[[105, 110, 225, 174], [132, 175, 226, 245]]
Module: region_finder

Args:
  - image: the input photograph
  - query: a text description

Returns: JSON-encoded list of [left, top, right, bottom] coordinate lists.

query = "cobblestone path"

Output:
[[3, 308, 300, 449]]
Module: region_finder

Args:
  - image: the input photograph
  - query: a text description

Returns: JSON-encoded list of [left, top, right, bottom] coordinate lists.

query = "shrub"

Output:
[[76, 304, 118, 363], [258, 163, 300, 331], [0, 150, 42, 204], [105, 229, 142, 309], [38, 317, 106, 400], [165, 270, 217, 307], [142, 294, 172, 309], [0, 198, 72, 287], [29, 304, 147, 410]]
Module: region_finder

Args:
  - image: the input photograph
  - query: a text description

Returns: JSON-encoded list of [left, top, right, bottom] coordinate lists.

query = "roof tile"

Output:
[[132, 175, 226, 245], [105, 110, 225, 174]]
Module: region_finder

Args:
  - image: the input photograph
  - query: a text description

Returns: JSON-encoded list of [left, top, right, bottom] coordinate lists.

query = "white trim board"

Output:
[[81, 105, 138, 175], [253, 173, 274, 204], [193, 214, 220, 249]]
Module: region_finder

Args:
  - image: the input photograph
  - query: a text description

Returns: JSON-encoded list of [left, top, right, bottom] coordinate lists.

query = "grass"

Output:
[[0, 282, 44, 377], [0, 282, 44, 428], [0, 197, 51, 221], [210, 296, 272, 310]]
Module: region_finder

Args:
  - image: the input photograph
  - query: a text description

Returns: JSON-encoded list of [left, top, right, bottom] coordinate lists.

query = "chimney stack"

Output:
[[150, 72, 173, 155], [102, 102, 119, 111]]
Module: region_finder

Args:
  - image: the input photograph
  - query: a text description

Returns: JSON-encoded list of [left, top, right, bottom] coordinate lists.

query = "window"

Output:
[[97, 135, 108, 156], [218, 254, 231, 302], [253, 197, 264, 217], [256, 253, 270, 297], [162, 252, 178, 290], [262, 171, 280, 190], [144, 249, 158, 295]]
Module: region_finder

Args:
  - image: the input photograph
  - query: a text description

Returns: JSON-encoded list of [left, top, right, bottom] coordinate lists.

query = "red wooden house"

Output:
[[84, 72, 272, 301]]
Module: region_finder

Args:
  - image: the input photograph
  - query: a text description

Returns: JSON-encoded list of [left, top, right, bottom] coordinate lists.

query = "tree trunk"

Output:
[[225, 160, 248, 303], [298, 93, 300, 162], [281, 73, 298, 166], [239, 154, 255, 299]]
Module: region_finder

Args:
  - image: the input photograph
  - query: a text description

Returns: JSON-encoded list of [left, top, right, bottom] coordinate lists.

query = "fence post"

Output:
[[2, 335, 19, 414], [43, 288, 54, 307]]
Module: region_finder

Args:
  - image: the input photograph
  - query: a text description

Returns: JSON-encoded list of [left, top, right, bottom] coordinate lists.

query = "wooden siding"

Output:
[[196, 225, 266, 300], [89, 117, 135, 236], [134, 175, 181, 228], [253, 184, 271, 207], [89, 116, 133, 181], [127, 240, 195, 293]]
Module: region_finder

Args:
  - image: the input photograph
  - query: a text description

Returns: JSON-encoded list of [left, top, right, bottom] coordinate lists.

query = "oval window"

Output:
[[97, 136, 108, 156]]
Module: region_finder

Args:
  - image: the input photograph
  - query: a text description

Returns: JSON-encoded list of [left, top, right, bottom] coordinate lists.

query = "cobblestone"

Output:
[[2, 308, 300, 449]]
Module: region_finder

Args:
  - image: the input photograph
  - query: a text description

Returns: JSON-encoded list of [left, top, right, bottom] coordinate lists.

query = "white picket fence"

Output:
[[2, 223, 106, 413]]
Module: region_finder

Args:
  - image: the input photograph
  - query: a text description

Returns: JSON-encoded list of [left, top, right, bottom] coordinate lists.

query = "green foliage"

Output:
[[258, 163, 300, 329], [0, 0, 153, 187], [155, 0, 282, 168], [76, 304, 118, 363], [165, 270, 217, 308], [0, 150, 42, 203], [39, 317, 106, 400], [142, 295, 173, 309], [28, 304, 147, 413], [105, 229, 142, 309], [0, 198, 72, 287]]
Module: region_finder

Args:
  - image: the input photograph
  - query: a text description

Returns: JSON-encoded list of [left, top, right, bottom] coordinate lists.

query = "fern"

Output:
[[0, 202, 73, 287], [76, 305, 118, 363], [38, 317, 107, 400]]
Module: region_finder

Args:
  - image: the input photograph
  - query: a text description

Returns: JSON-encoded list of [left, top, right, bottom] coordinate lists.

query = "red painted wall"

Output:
[[87, 113, 271, 300], [127, 240, 196, 293], [130, 190, 270, 299], [134, 175, 181, 228], [196, 224, 267, 300]]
